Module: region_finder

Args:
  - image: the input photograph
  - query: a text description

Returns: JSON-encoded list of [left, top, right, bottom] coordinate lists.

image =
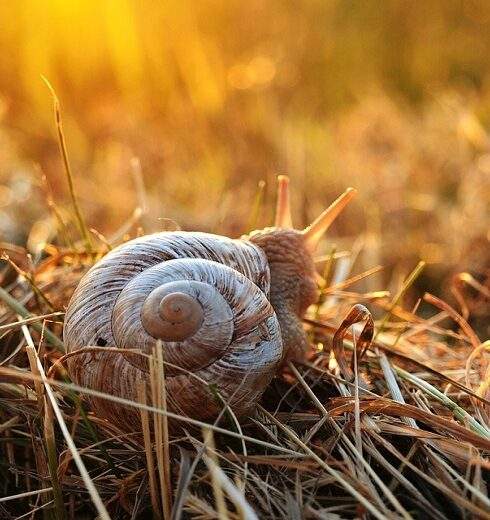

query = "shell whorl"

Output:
[[63, 232, 283, 427], [143, 290, 204, 341], [111, 258, 271, 376]]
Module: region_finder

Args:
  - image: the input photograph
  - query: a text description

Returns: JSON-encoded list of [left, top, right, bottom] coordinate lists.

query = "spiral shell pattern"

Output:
[[63, 232, 283, 428]]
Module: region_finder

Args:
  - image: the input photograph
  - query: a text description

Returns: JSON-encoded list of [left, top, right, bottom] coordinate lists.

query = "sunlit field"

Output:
[[0, 2, 489, 519]]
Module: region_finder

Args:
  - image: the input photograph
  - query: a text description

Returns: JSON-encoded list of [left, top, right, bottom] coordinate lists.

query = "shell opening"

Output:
[[142, 288, 204, 342]]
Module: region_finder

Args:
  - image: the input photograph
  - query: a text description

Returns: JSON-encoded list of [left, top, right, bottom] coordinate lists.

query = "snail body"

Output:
[[63, 178, 356, 428]]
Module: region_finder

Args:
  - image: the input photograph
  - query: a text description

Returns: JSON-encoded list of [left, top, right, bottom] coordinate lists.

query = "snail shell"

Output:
[[64, 232, 282, 428], [63, 178, 357, 429]]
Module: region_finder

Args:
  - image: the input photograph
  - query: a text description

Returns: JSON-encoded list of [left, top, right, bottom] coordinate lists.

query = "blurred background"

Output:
[[0, 0, 488, 322]]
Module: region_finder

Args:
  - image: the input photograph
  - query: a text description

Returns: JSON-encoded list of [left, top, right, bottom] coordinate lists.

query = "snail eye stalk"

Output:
[[302, 187, 357, 252], [274, 175, 293, 229], [273, 175, 356, 248]]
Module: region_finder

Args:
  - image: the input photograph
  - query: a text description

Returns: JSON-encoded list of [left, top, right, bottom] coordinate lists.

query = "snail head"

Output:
[[247, 176, 357, 360]]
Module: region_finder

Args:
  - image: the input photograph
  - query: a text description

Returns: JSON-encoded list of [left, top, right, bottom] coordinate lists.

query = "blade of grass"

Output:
[[374, 260, 425, 340], [426, 445, 490, 509], [395, 366, 490, 438], [202, 428, 229, 520], [0, 487, 54, 504], [423, 292, 481, 349], [0, 312, 64, 333], [26, 346, 111, 520], [305, 317, 490, 406], [362, 440, 446, 520], [42, 76, 92, 252], [371, 432, 490, 517], [43, 396, 67, 520], [202, 427, 259, 520], [256, 405, 388, 520], [130, 157, 149, 217], [2, 254, 56, 312], [23, 328, 67, 520], [24, 334, 53, 520], [0, 365, 303, 457], [38, 167, 75, 249], [149, 344, 172, 519], [170, 447, 192, 520], [137, 380, 161, 520], [0, 286, 64, 351], [288, 363, 412, 519], [246, 179, 266, 232]]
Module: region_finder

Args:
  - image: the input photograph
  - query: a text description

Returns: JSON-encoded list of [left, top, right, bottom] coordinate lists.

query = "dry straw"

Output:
[[0, 166, 488, 518]]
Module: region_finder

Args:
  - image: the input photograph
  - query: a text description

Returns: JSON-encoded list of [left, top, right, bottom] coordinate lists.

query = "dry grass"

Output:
[[0, 36, 489, 515], [0, 201, 489, 519]]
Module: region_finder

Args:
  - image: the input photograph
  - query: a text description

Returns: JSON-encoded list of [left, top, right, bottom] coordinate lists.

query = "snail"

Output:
[[63, 177, 356, 428]]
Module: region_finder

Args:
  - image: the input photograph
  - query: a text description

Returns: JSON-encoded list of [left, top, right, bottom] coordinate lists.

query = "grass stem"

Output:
[[42, 77, 92, 252]]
